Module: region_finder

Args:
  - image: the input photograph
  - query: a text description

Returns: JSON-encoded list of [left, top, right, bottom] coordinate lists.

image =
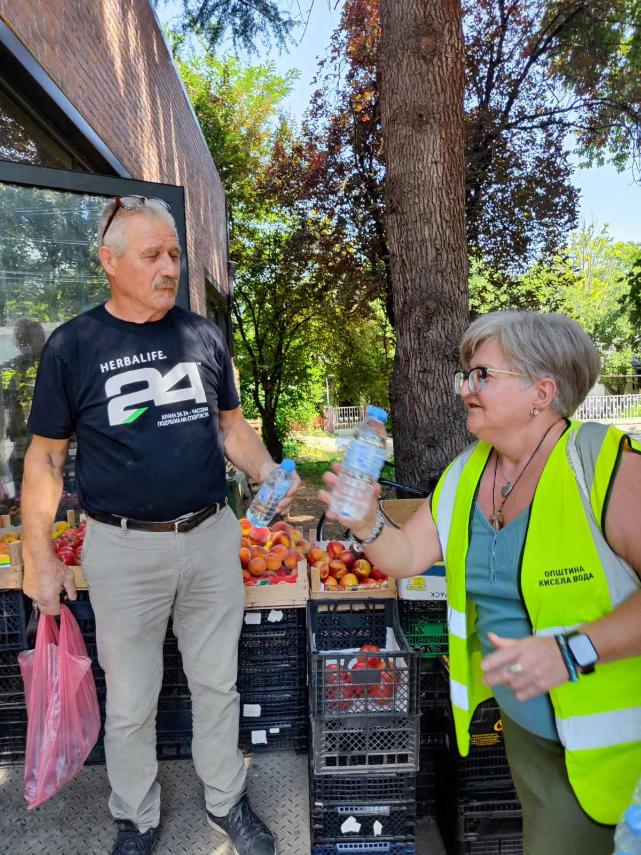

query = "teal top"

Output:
[[466, 502, 559, 741]]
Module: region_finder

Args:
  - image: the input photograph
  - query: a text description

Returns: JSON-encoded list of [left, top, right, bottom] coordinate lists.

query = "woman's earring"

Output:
[[530, 406, 540, 416]]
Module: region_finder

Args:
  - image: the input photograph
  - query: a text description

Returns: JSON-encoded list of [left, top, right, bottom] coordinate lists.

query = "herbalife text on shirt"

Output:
[[99, 350, 167, 374]]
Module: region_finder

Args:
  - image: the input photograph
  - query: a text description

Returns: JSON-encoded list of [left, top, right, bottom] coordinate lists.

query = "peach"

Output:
[[339, 549, 356, 569], [272, 521, 294, 534], [242, 569, 251, 581], [316, 561, 330, 580], [249, 525, 271, 545], [296, 538, 311, 556], [353, 558, 372, 579], [329, 559, 348, 579], [272, 543, 288, 559], [239, 547, 251, 568], [239, 517, 251, 536], [327, 540, 345, 559], [339, 572, 359, 587], [271, 531, 291, 549], [324, 576, 339, 589], [241, 536, 251, 549], [308, 546, 328, 565], [248, 557, 267, 577], [290, 528, 303, 544], [251, 545, 268, 559], [284, 549, 302, 570], [266, 552, 283, 572], [370, 567, 387, 581]]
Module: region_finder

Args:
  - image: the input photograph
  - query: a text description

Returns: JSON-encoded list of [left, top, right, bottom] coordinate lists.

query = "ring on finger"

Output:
[[507, 662, 524, 676]]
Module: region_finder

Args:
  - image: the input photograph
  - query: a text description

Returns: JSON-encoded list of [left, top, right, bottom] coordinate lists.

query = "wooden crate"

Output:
[[244, 558, 308, 609], [308, 536, 397, 600], [0, 541, 23, 590]]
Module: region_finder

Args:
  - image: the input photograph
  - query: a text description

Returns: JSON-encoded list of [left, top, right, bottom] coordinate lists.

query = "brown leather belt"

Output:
[[88, 501, 226, 533]]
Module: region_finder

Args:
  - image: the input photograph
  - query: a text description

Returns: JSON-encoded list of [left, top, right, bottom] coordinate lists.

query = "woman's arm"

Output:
[[318, 466, 443, 578]]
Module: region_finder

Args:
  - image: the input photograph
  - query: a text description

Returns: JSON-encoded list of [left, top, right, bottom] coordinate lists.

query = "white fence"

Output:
[[576, 394, 641, 421], [324, 405, 365, 431]]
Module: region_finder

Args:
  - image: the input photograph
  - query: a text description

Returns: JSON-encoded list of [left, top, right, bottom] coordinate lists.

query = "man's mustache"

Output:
[[153, 277, 178, 290]]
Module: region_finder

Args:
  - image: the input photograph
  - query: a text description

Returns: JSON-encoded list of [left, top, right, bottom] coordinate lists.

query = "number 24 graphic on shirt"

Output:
[[105, 363, 206, 426]]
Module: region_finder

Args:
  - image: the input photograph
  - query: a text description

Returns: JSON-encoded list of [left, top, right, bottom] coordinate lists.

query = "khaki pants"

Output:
[[82, 504, 246, 832], [502, 714, 614, 855]]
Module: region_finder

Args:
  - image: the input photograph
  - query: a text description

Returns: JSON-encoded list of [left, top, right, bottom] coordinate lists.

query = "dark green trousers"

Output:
[[502, 714, 615, 855]]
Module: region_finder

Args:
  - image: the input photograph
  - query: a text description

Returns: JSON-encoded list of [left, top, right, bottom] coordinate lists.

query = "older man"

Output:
[[22, 195, 296, 855]]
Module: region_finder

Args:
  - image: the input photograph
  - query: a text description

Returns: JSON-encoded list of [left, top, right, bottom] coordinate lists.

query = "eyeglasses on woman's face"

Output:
[[101, 195, 171, 244], [453, 366, 526, 395]]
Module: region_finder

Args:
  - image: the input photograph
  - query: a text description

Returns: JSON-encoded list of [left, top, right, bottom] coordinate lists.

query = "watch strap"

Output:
[[555, 634, 579, 683], [352, 509, 386, 546]]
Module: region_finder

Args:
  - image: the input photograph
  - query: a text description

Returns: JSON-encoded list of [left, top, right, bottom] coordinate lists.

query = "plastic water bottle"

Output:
[[246, 459, 297, 527], [330, 405, 388, 521], [614, 805, 641, 854]]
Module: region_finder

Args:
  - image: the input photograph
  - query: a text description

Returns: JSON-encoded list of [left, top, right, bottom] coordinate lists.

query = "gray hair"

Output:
[[459, 310, 601, 416], [98, 200, 178, 255]]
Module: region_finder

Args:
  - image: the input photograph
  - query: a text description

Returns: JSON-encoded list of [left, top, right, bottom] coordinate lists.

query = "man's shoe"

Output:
[[111, 820, 159, 854], [207, 793, 276, 855]]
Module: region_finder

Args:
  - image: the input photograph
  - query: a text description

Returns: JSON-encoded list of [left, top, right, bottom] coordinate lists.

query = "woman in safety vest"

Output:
[[319, 310, 641, 855]]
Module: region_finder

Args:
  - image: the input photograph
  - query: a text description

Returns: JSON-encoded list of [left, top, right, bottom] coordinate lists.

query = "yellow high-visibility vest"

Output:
[[432, 421, 641, 824]]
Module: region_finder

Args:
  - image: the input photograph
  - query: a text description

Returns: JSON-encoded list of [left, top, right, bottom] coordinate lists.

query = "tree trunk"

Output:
[[379, 0, 469, 493], [261, 406, 284, 461]]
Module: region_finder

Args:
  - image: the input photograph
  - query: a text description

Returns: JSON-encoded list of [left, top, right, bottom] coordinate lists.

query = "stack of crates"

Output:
[[398, 596, 449, 815], [307, 598, 419, 855], [0, 590, 30, 765], [237, 606, 308, 753], [436, 699, 523, 855]]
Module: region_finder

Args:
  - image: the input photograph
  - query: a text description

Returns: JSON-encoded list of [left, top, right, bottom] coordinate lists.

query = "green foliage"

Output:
[[157, 0, 295, 53]]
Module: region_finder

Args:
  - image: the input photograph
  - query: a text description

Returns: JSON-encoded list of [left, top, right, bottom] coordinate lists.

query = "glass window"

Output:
[[0, 182, 109, 519], [0, 84, 73, 169]]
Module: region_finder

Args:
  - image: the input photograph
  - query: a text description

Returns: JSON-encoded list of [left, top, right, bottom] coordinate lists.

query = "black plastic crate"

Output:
[[240, 685, 308, 723], [311, 845, 415, 855], [0, 706, 27, 766], [311, 803, 416, 844], [0, 591, 29, 650], [239, 716, 308, 753], [308, 600, 418, 718], [459, 836, 523, 855], [311, 772, 417, 806], [418, 659, 449, 712], [311, 714, 420, 775], [238, 654, 307, 693], [0, 648, 25, 707], [398, 600, 448, 658], [437, 792, 522, 849], [240, 608, 307, 662]]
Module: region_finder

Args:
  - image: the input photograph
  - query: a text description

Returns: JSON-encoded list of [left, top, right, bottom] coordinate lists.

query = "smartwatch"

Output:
[[564, 632, 599, 675]]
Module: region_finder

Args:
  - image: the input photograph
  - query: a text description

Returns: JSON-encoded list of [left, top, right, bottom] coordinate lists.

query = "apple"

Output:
[[239, 547, 251, 568], [327, 540, 345, 559], [339, 572, 359, 588], [248, 557, 267, 577]]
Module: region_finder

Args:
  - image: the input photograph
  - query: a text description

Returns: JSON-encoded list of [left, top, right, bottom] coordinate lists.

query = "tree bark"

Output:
[[379, 0, 469, 492]]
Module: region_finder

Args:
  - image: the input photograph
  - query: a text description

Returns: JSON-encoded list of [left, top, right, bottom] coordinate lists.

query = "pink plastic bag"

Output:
[[18, 603, 100, 808]]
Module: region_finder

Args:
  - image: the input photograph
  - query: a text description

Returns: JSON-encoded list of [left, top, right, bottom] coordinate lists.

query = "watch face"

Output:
[[567, 634, 598, 668]]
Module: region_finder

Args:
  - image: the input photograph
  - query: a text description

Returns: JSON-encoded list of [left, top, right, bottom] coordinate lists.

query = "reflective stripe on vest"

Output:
[[432, 421, 641, 824]]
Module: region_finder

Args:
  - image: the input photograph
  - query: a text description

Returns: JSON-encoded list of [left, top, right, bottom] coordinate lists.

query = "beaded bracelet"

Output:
[[555, 634, 579, 683]]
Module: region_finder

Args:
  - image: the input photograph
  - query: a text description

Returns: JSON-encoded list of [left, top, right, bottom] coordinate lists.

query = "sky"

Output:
[[159, 0, 641, 244]]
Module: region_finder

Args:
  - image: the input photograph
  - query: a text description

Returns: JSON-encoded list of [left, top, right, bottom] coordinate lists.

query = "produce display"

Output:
[[238, 518, 310, 586], [323, 644, 405, 713], [0, 531, 20, 565], [51, 519, 86, 566], [307, 539, 391, 591]]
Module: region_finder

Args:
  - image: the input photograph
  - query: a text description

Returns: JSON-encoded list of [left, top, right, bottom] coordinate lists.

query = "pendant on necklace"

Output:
[[489, 509, 504, 531], [500, 482, 513, 499]]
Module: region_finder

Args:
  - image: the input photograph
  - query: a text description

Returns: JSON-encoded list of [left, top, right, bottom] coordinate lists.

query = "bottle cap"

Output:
[[626, 805, 641, 834], [366, 405, 388, 423], [280, 458, 296, 473]]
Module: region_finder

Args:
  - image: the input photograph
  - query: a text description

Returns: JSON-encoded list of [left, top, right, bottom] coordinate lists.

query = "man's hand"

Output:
[[23, 553, 77, 616], [481, 632, 569, 701]]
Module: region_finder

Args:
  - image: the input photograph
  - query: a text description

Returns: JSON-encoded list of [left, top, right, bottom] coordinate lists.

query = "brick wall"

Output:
[[0, 0, 228, 314]]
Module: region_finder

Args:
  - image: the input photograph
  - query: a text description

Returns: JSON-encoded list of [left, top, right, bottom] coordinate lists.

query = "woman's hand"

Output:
[[481, 632, 570, 701], [317, 463, 381, 540]]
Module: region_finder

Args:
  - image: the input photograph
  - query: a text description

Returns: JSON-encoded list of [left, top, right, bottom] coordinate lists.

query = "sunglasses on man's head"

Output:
[[100, 195, 171, 244]]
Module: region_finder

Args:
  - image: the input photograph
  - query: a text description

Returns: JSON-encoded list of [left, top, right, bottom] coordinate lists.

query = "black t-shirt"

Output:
[[27, 304, 240, 520]]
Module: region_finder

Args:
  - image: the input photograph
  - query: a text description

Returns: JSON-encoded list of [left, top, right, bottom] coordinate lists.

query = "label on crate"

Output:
[[243, 704, 262, 717], [269, 727, 280, 734], [267, 609, 284, 623], [251, 730, 267, 744], [340, 817, 361, 834], [244, 612, 262, 625], [373, 820, 383, 836], [398, 562, 447, 601]]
